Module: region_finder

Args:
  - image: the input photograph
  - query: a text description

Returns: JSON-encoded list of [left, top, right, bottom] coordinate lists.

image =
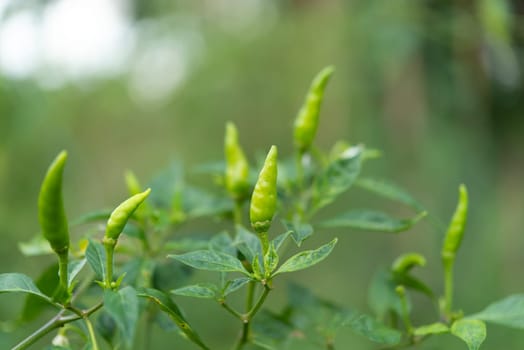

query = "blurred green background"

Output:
[[1, 0, 523, 348]]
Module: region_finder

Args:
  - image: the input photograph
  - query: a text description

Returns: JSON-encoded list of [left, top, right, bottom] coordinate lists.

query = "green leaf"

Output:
[[104, 286, 139, 349], [168, 250, 248, 275], [0, 273, 53, 304], [252, 310, 294, 350], [86, 240, 106, 281], [394, 274, 434, 298], [252, 254, 263, 280], [67, 259, 87, 287], [344, 311, 402, 345], [153, 260, 194, 291], [163, 238, 209, 252], [312, 147, 362, 211], [414, 322, 449, 336], [272, 231, 291, 252], [18, 234, 53, 256], [368, 269, 406, 320], [282, 219, 313, 247], [356, 178, 424, 211], [96, 311, 117, 346], [138, 288, 210, 350], [451, 319, 486, 350], [172, 283, 217, 299], [222, 278, 252, 297], [468, 294, 524, 329], [209, 231, 236, 256], [273, 239, 337, 276], [234, 225, 262, 263], [319, 210, 426, 233], [264, 243, 279, 277], [21, 264, 59, 322], [184, 186, 233, 219]]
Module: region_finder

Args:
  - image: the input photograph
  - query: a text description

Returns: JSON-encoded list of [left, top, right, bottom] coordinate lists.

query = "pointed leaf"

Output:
[[451, 319, 486, 350], [344, 311, 402, 345], [18, 234, 53, 256], [468, 294, 524, 329], [168, 250, 248, 275], [356, 178, 424, 211], [104, 286, 139, 348], [209, 231, 236, 256], [264, 243, 279, 276], [234, 225, 262, 263], [312, 147, 362, 211], [222, 278, 252, 297], [368, 269, 406, 319], [85, 240, 106, 281], [0, 273, 53, 304], [319, 210, 426, 233], [272, 231, 291, 252], [282, 220, 313, 247], [67, 259, 87, 287], [252, 254, 263, 280], [273, 239, 337, 276], [138, 288, 210, 350], [163, 238, 209, 252], [414, 322, 449, 336], [21, 265, 60, 322], [172, 284, 217, 299]]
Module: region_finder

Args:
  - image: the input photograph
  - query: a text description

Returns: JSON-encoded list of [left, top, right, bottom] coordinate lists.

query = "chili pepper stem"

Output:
[[103, 240, 116, 289], [443, 257, 455, 318], [295, 151, 306, 218], [259, 232, 269, 257], [58, 253, 69, 293]]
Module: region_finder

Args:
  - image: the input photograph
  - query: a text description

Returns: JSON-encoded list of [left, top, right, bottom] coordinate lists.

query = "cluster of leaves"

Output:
[[2, 67, 524, 350]]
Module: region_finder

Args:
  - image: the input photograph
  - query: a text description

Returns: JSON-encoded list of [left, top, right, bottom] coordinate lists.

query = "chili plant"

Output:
[[2, 67, 524, 350]]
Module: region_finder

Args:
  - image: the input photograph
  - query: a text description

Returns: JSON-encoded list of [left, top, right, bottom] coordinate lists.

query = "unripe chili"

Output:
[[105, 188, 151, 242], [250, 146, 278, 234], [38, 150, 70, 255], [293, 66, 335, 152], [442, 184, 468, 262], [224, 122, 250, 200]]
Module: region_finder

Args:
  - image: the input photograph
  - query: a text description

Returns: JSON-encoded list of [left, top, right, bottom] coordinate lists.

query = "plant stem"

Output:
[[83, 316, 99, 350], [443, 258, 455, 318], [295, 151, 306, 218], [234, 285, 271, 350], [245, 285, 270, 319], [220, 301, 243, 320], [11, 302, 103, 350], [58, 253, 69, 292], [245, 281, 255, 312], [104, 243, 115, 289]]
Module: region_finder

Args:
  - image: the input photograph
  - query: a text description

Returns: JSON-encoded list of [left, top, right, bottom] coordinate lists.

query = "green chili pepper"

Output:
[[441, 184, 468, 262], [293, 66, 335, 152], [105, 188, 151, 242], [38, 150, 70, 255], [392, 253, 426, 275], [224, 122, 250, 200], [250, 146, 278, 234]]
